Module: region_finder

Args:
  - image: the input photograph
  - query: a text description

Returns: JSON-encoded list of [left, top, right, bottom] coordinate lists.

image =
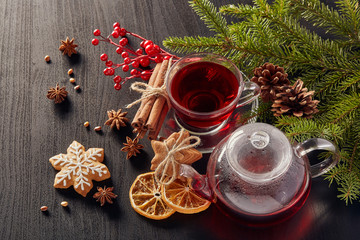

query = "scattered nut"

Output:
[[74, 85, 80, 90], [68, 68, 73, 75], [69, 78, 76, 83], [44, 55, 51, 62], [84, 121, 89, 127], [61, 201, 68, 207], [40, 206, 48, 212], [94, 126, 102, 131]]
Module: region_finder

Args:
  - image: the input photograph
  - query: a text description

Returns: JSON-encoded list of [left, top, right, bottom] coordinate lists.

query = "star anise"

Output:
[[93, 186, 118, 206], [59, 37, 78, 57], [46, 83, 68, 104], [121, 136, 144, 159], [104, 109, 129, 130]]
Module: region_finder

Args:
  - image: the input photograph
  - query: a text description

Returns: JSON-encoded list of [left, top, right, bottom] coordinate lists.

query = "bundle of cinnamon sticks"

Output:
[[131, 59, 171, 140]]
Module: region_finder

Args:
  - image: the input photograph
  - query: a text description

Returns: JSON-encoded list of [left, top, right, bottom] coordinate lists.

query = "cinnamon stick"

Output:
[[136, 128, 147, 139], [146, 95, 167, 131], [131, 63, 161, 129], [137, 59, 169, 124], [148, 104, 169, 140], [146, 59, 172, 131]]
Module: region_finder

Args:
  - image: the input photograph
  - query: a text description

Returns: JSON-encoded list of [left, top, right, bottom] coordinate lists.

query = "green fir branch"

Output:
[[336, 0, 360, 41], [189, 0, 229, 39], [219, 4, 258, 19], [321, 92, 360, 124], [163, 36, 226, 54], [339, 71, 360, 92], [292, 0, 355, 40], [324, 158, 350, 185], [337, 171, 360, 205], [275, 116, 344, 143]]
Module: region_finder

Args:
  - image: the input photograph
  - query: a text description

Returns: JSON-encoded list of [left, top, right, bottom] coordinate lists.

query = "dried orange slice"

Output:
[[129, 172, 175, 220], [162, 178, 211, 214]]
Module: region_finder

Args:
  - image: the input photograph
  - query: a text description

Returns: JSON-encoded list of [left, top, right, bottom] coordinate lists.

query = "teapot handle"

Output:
[[295, 138, 339, 178]]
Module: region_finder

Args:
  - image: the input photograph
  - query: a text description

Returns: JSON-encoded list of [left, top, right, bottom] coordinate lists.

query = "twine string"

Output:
[[154, 129, 201, 185], [126, 57, 173, 109], [126, 83, 170, 109]]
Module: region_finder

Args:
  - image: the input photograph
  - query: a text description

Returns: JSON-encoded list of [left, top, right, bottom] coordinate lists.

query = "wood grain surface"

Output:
[[0, 0, 359, 239]]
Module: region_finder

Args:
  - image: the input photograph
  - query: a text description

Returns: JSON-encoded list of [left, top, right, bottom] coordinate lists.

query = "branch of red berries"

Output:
[[91, 22, 179, 91]]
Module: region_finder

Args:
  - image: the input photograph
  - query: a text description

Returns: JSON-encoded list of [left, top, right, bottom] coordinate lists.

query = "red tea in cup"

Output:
[[168, 61, 240, 128], [171, 61, 239, 121], [166, 53, 260, 130]]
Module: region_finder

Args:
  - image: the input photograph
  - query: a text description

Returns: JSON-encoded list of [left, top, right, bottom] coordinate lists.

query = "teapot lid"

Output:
[[226, 123, 292, 183]]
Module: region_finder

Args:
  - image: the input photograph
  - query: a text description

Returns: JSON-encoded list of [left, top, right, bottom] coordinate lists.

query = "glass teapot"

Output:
[[180, 123, 339, 225]]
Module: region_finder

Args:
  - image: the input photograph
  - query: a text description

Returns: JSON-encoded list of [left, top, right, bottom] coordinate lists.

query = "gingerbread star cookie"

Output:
[[150, 131, 202, 177], [49, 141, 110, 197]]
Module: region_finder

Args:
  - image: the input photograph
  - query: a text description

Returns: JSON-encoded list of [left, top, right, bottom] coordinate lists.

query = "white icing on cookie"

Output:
[[49, 141, 110, 196]]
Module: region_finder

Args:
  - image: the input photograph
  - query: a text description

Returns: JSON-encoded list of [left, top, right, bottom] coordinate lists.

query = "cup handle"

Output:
[[236, 81, 261, 107], [295, 138, 340, 178]]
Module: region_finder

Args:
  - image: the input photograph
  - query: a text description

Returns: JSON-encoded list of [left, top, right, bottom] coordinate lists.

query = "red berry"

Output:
[[100, 53, 108, 61], [107, 67, 115, 76], [92, 38, 99, 45], [113, 75, 122, 83], [122, 64, 129, 72], [119, 38, 128, 46], [136, 48, 143, 55], [130, 69, 138, 76], [164, 55, 171, 60], [145, 44, 154, 55], [141, 71, 151, 80], [121, 52, 129, 58], [112, 31, 119, 38], [116, 47, 123, 54], [104, 67, 114, 76], [93, 29, 101, 36], [106, 60, 113, 67], [132, 61, 139, 68], [119, 28, 127, 36], [113, 22, 120, 29], [153, 44, 160, 53], [143, 40, 153, 47], [155, 55, 163, 63], [140, 41, 145, 48], [140, 57, 150, 67], [124, 57, 131, 64], [114, 83, 122, 90]]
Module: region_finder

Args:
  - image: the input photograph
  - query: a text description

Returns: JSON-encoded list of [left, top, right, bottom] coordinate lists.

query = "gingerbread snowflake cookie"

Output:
[[49, 141, 110, 197]]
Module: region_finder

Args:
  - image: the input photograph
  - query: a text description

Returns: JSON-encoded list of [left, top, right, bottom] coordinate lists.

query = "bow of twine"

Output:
[[126, 83, 170, 109], [126, 58, 173, 109], [154, 129, 201, 185]]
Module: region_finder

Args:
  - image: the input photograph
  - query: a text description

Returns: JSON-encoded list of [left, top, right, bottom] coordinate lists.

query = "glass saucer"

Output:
[[159, 94, 259, 153]]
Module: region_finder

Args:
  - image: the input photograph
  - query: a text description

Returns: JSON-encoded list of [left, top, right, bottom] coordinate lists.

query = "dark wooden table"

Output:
[[1, 0, 359, 239]]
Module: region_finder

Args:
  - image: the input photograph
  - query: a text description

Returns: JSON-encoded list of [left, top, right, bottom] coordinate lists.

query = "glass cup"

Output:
[[166, 53, 260, 132]]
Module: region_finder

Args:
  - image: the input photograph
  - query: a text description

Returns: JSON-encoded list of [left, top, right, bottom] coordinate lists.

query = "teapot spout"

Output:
[[180, 164, 213, 201]]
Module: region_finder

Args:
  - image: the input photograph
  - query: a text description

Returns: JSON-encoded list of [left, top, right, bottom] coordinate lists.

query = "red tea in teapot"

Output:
[[183, 122, 339, 226], [212, 144, 311, 226], [214, 180, 311, 226]]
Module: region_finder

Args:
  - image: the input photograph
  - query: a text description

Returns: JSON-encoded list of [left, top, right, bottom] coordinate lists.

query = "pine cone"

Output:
[[251, 63, 290, 102], [271, 79, 319, 118]]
